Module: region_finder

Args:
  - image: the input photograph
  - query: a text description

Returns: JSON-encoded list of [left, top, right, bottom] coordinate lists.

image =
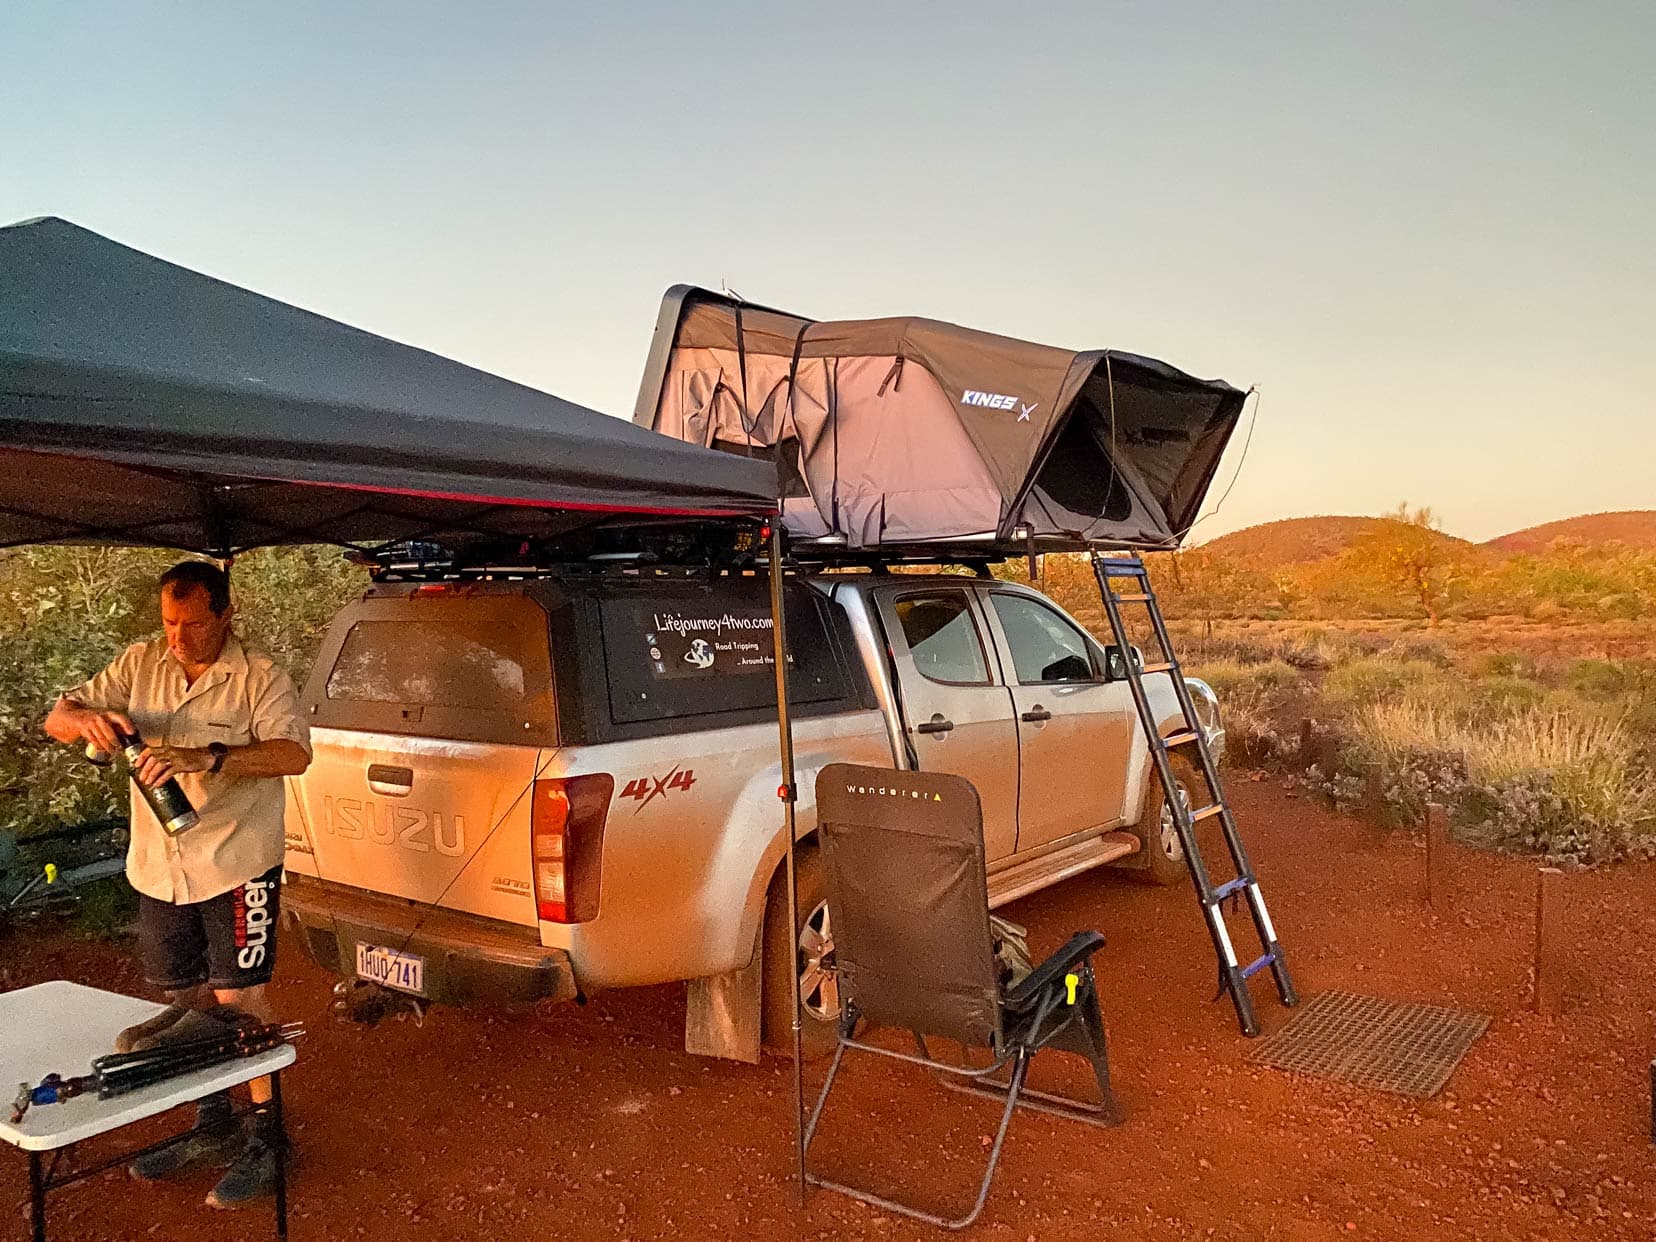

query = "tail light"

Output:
[[531, 773, 614, 923]]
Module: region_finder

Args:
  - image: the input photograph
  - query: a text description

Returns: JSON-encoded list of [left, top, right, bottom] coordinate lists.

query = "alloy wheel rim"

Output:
[[797, 899, 839, 1021], [1159, 780, 1190, 862]]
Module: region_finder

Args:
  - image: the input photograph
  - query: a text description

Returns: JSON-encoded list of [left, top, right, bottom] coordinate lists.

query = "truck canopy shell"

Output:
[[0, 219, 777, 556], [633, 286, 1248, 554]]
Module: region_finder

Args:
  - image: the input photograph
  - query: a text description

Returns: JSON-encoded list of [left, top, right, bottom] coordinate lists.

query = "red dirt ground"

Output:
[[3, 781, 1654, 1241]]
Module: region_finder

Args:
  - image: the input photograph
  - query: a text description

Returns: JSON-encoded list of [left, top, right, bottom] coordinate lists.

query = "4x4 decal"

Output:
[[621, 765, 697, 813]]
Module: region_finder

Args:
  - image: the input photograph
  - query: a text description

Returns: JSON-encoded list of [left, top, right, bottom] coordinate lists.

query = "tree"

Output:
[[1156, 548, 1274, 634], [1351, 503, 1460, 625]]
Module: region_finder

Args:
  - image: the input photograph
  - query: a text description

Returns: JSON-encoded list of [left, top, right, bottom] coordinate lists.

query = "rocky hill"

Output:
[[1199, 516, 1472, 566], [1484, 511, 1656, 555]]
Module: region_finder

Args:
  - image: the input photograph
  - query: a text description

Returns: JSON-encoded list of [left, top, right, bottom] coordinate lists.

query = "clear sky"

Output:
[[3, 2, 1650, 542]]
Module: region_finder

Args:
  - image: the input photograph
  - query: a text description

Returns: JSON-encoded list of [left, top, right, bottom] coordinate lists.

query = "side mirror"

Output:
[[1103, 645, 1143, 682]]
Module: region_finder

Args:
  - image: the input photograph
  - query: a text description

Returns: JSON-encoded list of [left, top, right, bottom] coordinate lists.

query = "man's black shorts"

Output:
[[138, 865, 282, 991]]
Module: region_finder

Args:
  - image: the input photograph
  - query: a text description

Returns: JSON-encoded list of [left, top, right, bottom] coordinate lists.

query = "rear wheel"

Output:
[[760, 846, 839, 1057], [1136, 753, 1200, 887]]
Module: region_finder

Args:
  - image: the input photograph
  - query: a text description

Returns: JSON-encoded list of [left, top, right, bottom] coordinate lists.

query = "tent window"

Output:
[[1033, 404, 1133, 522], [709, 436, 808, 497]]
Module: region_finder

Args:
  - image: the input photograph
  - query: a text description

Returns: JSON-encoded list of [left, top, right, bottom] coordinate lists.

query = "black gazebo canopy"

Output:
[[0, 217, 776, 555]]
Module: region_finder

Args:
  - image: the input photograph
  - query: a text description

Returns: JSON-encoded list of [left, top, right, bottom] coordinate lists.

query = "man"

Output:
[[44, 560, 311, 1209]]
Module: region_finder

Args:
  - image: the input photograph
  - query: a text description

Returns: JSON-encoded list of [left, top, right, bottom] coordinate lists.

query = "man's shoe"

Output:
[[128, 1092, 239, 1182], [205, 1135, 279, 1209], [130, 1007, 239, 1052], [128, 1123, 243, 1182], [114, 1004, 189, 1053]]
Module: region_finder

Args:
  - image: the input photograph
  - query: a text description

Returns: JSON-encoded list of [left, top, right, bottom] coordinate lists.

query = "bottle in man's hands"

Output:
[[86, 727, 199, 835]]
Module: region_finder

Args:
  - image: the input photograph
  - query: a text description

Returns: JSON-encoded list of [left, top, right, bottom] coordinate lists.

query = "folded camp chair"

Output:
[[804, 763, 1122, 1230]]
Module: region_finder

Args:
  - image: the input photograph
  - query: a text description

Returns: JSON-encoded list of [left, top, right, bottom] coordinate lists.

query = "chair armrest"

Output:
[[1004, 930, 1105, 1010]]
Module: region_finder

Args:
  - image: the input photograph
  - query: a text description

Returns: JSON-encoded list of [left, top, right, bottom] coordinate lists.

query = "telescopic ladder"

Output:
[[1091, 552, 1298, 1036]]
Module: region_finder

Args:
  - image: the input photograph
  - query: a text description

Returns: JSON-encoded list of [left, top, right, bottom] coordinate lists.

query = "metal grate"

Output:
[[1247, 990, 1489, 1098]]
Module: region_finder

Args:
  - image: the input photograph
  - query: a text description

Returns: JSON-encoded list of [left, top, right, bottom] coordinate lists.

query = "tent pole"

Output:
[[765, 521, 807, 1207]]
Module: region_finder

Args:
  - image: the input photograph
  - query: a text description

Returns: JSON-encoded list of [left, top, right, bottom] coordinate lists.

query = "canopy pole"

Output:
[[765, 521, 807, 1206]]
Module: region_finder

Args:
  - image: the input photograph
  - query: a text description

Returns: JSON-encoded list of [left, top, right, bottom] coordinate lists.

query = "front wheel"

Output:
[[760, 846, 839, 1057], [1135, 753, 1200, 886]]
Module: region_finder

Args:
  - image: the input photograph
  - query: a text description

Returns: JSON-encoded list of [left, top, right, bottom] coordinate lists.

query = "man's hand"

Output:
[[46, 699, 137, 755], [133, 745, 212, 788]]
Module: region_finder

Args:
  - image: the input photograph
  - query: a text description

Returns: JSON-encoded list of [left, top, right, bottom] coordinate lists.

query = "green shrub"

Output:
[[71, 874, 139, 940], [1568, 658, 1655, 703], [1384, 637, 1453, 667], [1321, 657, 1452, 711], [1338, 701, 1655, 861], [0, 546, 364, 840], [1595, 593, 1644, 620], [1477, 675, 1548, 713], [1476, 650, 1537, 679], [229, 545, 366, 678], [1188, 658, 1301, 697]]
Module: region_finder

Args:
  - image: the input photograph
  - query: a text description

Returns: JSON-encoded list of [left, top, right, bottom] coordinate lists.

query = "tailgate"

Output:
[[285, 728, 547, 928]]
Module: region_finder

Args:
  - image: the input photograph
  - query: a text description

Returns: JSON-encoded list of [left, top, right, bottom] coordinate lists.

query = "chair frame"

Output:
[[802, 934, 1121, 1230]]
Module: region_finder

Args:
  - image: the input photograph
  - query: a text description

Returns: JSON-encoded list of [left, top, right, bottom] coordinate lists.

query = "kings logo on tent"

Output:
[[961, 389, 1021, 411]]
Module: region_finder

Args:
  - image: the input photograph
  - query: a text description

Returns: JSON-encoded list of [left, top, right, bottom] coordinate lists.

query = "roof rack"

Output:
[[351, 520, 773, 582], [349, 522, 1037, 583], [367, 558, 775, 584]]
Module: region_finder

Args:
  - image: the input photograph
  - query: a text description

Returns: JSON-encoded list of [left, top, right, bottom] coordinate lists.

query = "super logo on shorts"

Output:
[[233, 874, 275, 970]]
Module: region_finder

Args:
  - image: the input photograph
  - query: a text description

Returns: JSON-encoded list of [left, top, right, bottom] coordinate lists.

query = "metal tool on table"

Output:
[[11, 1022, 303, 1124]]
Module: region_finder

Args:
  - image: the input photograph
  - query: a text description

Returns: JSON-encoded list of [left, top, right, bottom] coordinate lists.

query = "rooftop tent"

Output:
[[0, 219, 777, 556], [632, 286, 1248, 554]]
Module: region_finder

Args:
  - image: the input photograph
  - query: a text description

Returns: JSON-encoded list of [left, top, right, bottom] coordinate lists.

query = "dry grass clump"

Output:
[[1187, 658, 1305, 765], [1188, 658, 1300, 697], [1321, 656, 1454, 710], [1263, 627, 1369, 670], [1352, 701, 1655, 831], [1191, 629, 1656, 862]]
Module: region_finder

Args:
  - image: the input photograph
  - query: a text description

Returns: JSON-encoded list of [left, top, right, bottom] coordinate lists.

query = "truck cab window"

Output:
[[989, 593, 1098, 684], [894, 593, 990, 685]]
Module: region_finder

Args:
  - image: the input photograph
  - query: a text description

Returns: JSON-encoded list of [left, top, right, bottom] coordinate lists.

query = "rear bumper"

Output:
[[282, 875, 576, 1006]]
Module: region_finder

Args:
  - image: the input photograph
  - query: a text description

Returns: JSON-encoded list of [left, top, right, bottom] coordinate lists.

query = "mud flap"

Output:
[[684, 932, 762, 1064]]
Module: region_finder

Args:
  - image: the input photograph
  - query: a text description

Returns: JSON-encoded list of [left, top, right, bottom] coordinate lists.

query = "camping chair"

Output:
[[803, 763, 1122, 1230]]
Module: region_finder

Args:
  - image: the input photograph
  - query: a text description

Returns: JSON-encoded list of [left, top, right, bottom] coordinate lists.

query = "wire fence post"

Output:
[[1534, 867, 1566, 1017], [1362, 761, 1385, 829], [1425, 803, 1451, 912]]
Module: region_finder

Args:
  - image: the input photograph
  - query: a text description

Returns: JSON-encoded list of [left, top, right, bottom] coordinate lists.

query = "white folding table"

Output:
[[0, 981, 294, 1241]]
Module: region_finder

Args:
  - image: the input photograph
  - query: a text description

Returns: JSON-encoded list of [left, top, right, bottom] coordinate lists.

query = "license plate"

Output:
[[355, 943, 426, 997]]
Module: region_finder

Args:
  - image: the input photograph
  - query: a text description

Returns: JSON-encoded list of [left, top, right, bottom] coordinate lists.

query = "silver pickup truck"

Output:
[[281, 566, 1221, 1056]]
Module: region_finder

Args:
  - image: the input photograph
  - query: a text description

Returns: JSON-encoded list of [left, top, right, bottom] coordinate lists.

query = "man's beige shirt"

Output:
[[69, 635, 310, 904]]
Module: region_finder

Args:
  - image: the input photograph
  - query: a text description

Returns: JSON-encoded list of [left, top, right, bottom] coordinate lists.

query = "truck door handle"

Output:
[[1021, 706, 1052, 723], [367, 764, 413, 797], [914, 714, 955, 735]]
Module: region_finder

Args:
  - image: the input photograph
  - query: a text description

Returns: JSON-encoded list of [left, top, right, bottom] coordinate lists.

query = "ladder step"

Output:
[[1090, 551, 1297, 1036], [1211, 876, 1250, 902]]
